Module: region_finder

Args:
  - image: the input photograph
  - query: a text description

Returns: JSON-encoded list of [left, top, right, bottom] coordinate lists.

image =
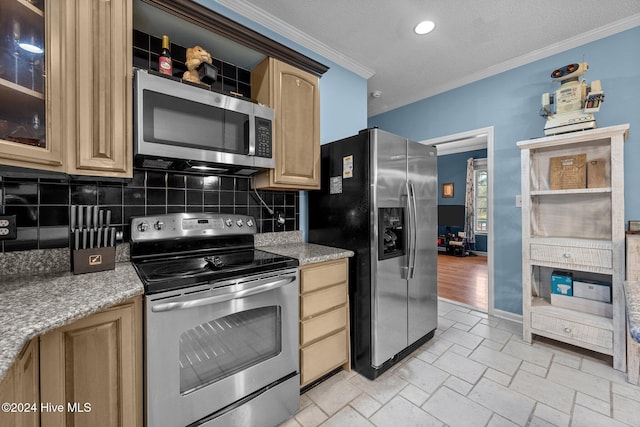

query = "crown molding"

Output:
[[142, 0, 328, 75], [215, 0, 375, 79], [369, 13, 640, 117]]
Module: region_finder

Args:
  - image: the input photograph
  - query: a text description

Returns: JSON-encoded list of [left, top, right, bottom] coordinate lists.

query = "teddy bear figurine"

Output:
[[182, 45, 213, 84]]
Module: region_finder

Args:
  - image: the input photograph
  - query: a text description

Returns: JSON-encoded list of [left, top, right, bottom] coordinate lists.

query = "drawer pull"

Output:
[[564, 327, 572, 334], [563, 253, 570, 258]]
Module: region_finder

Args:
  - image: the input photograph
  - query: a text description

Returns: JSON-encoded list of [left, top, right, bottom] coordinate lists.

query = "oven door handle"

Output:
[[150, 275, 296, 313]]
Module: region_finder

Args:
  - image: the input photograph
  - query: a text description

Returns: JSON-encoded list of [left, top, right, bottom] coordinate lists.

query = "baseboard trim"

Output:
[[492, 308, 523, 324]]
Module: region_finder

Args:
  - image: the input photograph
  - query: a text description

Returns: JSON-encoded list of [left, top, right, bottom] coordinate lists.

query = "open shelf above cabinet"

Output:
[[134, 0, 328, 77]]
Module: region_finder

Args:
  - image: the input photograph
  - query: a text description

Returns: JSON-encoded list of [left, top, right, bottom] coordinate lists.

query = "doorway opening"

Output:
[[421, 127, 494, 314]]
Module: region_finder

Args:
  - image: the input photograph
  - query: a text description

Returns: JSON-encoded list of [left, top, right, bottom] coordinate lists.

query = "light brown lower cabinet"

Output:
[[0, 296, 142, 427], [0, 338, 40, 427], [299, 259, 350, 387]]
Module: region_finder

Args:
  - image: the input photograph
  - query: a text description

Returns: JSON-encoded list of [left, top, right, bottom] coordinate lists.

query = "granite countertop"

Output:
[[0, 233, 350, 380], [624, 281, 640, 343], [255, 231, 354, 265], [0, 259, 144, 380]]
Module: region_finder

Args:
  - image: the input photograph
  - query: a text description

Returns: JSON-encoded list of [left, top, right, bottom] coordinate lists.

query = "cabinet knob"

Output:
[[564, 327, 572, 334], [563, 253, 570, 258]]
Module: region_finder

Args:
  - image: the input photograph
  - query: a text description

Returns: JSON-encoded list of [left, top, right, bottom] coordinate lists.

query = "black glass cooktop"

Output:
[[134, 249, 298, 294]]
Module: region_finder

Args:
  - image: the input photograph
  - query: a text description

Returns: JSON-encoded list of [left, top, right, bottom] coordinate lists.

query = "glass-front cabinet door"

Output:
[[0, 0, 63, 170], [0, 0, 132, 177]]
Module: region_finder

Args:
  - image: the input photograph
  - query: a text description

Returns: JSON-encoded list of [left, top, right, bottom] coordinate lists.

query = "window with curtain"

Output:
[[474, 159, 488, 233]]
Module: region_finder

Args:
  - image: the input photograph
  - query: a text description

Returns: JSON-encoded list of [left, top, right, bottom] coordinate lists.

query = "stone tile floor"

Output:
[[280, 300, 640, 427]]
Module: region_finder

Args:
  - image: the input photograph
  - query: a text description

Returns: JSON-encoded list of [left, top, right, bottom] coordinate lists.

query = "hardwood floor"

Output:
[[437, 253, 488, 310]]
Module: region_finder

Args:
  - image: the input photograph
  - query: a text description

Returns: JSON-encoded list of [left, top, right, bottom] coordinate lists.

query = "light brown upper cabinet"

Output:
[[0, 0, 63, 170], [63, 0, 132, 177], [252, 58, 320, 190], [0, 0, 132, 178]]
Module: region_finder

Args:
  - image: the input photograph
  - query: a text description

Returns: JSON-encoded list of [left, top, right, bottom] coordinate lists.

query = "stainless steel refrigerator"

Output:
[[309, 128, 438, 380]]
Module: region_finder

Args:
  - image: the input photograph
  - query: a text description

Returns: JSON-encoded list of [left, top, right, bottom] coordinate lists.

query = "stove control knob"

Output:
[[137, 222, 149, 232], [247, 219, 254, 227], [154, 221, 165, 231], [225, 218, 233, 227], [236, 219, 244, 227]]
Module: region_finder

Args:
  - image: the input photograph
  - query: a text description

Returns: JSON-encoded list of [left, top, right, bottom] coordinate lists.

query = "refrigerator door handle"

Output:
[[401, 181, 412, 279], [408, 182, 418, 279]]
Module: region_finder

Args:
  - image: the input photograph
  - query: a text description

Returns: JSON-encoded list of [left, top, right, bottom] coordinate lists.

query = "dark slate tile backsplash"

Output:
[[0, 170, 299, 253], [132, 29, 252, 99]]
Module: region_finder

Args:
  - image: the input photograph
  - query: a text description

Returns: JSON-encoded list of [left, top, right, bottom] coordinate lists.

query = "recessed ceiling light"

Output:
[[414, 20, 435, 35]]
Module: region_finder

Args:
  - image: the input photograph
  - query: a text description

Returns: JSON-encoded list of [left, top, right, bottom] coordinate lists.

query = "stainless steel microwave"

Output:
[[134, 69, 274, 174]]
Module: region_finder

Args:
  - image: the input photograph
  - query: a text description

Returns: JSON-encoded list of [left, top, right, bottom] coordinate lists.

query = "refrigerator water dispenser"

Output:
[[379, 207, 405, 260]]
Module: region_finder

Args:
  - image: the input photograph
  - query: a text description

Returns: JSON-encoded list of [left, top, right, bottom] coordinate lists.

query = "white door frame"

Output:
[[420, 126, 495, 315]]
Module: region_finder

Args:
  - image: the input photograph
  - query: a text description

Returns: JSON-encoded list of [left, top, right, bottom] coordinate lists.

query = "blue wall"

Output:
[[196, 1, 369, 239], [192, 4, 639, 315], [437, 149, 486, 205], [196, 1, 368, 142], [438, 149, 488, 252], [370, 27, 640, 314]]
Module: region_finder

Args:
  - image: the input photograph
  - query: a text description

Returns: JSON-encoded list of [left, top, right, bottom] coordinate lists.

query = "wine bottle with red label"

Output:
[[159, 35, 173, 75]]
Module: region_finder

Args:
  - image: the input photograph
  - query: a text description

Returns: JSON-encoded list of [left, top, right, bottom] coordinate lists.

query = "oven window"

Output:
[[179, 306, 282, 394], [143, 90, 249, 154]]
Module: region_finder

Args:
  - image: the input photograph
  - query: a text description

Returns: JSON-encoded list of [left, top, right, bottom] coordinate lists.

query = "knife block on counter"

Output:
[[72, 247, 116, 274]]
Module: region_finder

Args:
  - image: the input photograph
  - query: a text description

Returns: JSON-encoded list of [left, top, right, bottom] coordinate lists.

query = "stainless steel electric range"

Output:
[[130, 212, 300, 427]]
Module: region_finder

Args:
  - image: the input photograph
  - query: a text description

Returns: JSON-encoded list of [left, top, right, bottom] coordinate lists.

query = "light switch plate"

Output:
[[515, 195, 522, 208]]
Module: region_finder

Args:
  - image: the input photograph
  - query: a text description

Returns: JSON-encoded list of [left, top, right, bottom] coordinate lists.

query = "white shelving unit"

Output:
[[518, 124, 629, 371]]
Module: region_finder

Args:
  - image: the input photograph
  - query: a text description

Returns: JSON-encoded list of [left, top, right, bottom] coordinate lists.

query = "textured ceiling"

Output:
[[216, 0, 640, 117]]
